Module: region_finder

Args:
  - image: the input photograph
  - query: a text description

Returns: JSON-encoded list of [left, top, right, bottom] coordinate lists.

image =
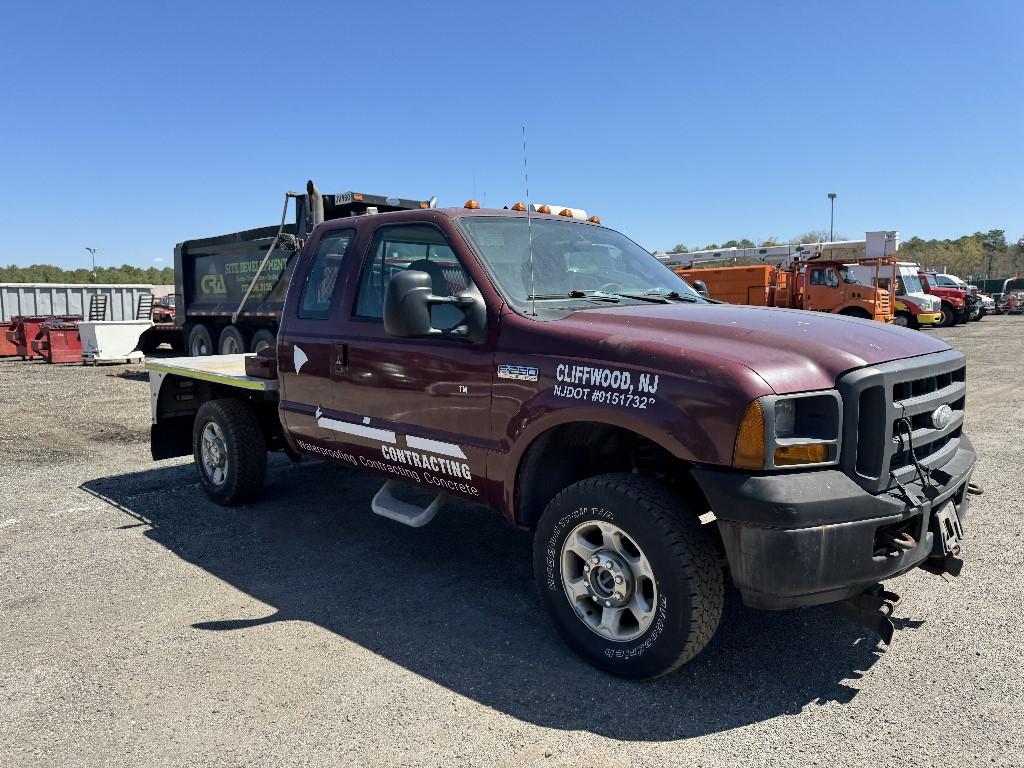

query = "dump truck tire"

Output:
[[187, 323, 214, 356], [533, 473, 723, 680], [192, 399, 266, 506], [217, 325, 249, 355]]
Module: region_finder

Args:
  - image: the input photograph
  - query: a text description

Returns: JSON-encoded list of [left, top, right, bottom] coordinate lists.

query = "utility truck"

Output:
[[147, 191, 979, 679], [667, 232, 901, 323]]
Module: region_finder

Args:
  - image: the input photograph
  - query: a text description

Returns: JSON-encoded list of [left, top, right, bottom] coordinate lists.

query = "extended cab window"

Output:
[[298, 229, 354, 319], [354, 224, 474, 330]]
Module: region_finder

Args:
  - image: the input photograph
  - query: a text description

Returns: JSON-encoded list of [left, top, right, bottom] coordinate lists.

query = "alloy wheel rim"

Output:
[[200, 421, 228, 486], [560, 520, 657, 642]]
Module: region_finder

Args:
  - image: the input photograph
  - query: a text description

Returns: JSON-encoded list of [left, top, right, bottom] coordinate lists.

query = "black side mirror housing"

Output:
[[384, 270, 485, 342], [691, 279, 710, 300]]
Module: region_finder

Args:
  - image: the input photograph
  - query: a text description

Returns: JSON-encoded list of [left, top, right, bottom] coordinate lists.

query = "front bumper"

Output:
[[916, 311, 942, 326], [692, 435, 976, 610]]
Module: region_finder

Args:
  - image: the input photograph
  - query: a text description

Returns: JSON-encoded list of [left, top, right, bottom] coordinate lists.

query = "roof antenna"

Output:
[[523, 125, 537, 317]]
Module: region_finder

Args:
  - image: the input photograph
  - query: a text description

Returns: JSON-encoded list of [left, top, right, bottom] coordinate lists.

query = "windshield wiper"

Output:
[[608, 290, 702, 304], [527, 290, 621, 303]]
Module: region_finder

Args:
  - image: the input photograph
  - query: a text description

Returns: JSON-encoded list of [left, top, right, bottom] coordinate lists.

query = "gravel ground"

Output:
[[1, 317, 1022, 767]]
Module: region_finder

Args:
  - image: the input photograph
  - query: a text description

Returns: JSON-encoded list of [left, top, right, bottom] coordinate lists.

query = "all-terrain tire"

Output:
[[192, 399, 267, 505], [533, 473, 724, 679]]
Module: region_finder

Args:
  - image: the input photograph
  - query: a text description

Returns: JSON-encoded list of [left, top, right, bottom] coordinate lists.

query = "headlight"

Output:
[[733, 391, 842, 469]]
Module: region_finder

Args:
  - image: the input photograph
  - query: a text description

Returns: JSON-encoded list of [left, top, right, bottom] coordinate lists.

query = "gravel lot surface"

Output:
[[1, 318, 1022, 767]]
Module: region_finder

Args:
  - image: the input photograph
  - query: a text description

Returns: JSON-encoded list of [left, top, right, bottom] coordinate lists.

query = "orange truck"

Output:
[[676, 261, 894, 322]]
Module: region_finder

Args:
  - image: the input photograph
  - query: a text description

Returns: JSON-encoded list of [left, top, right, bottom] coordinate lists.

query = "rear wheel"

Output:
[[192, 399, 266, 505], [217, 325, 250, 355], [533, 473, 724, 679], [187, 323, 214, 356], [250, 329, 276, 354]]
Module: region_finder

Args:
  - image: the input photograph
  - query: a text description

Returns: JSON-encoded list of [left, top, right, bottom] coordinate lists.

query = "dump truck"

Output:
[[173, 184, 434, 356], [147, 195, 978, 679]]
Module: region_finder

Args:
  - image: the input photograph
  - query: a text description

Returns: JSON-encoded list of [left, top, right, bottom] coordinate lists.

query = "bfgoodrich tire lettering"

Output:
[[533, 473, 724, 679]]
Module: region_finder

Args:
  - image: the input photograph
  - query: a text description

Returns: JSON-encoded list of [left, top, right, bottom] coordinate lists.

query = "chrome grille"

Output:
[[837, 349, 967, 493]]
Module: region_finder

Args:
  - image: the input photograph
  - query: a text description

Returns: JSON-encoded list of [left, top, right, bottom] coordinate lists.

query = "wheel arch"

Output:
[[512, 419, 711, 530]]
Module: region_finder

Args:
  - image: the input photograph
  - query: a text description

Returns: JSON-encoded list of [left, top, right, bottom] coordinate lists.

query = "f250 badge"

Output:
[[497, 364, 539, 382]]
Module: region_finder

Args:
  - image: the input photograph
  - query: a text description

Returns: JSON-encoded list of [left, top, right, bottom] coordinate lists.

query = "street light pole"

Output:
[[85, 247, 97, 283], [827, 193, 837, 242]]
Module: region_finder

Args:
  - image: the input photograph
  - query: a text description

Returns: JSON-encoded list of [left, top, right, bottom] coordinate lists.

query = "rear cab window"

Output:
[[298, 229, 354, 319]]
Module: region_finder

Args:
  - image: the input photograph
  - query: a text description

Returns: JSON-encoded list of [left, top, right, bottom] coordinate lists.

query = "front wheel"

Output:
[[938, 304, 957, 327], [192, 399, 267, 505], [533, 473, 724, 679]]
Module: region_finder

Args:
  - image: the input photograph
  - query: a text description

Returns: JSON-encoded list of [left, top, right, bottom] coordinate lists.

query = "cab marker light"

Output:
[[587, 215, 601, 224], [464, 199, 481, 209], [511, 201, 527, 211]]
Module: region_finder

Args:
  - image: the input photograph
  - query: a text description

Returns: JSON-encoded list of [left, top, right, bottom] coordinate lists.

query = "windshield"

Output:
[[458, 216, 705, 308], [898, 269, 924, 294]]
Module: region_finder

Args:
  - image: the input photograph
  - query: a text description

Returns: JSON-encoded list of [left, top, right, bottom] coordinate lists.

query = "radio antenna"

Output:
[[523, 125, 537, 316]]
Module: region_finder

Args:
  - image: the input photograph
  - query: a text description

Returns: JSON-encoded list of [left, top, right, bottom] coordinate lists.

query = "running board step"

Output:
[[371, 480, 445, 527]]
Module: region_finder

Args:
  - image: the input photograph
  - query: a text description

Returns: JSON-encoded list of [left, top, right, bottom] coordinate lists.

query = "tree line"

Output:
[[0, 264, 175, 285], [665, 229, 1024, 280]]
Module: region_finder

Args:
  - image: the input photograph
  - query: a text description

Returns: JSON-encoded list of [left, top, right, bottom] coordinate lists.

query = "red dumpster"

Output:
[[0, 320, 17, 356], [31, 320, 84, 364], [6, 315, 83, 359]]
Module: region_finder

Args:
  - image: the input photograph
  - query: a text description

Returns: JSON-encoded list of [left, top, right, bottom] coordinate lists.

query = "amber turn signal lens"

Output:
[[464, 199, 481, 209], [419, 202, 429, 209], [558, 208, 573, 217], [733, 400, 765, 469], [536, 204, 552, 214], [774, 444, 829, 466], [353, 193, 363, 201], [511, 202, 526, 211], [587, 215, 601, 224]]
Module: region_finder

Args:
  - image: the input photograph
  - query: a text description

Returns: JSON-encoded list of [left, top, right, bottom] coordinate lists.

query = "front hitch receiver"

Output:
[[829, 583, 901, 645], [920, 554, 964, 582]]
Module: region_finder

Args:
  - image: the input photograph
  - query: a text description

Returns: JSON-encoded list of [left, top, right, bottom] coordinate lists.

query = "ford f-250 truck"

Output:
[[147, 191, 979, 679]]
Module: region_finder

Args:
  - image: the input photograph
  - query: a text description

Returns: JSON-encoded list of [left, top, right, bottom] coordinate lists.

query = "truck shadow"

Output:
[[80, 460, 911, 741]]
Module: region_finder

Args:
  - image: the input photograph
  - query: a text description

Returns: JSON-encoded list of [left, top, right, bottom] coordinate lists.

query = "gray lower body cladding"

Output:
[[692, 435, 976, 609]]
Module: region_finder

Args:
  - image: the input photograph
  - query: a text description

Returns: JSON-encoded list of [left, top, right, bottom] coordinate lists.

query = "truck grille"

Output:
[[837, 349, 966, 493]]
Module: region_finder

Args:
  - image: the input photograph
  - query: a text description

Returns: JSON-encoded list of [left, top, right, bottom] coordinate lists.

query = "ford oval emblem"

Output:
[[929, 403, 953, 430], [385, 196, 400, 206]]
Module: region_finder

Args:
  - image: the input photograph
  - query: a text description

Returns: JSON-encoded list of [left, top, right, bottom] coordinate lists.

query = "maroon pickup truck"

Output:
[[148, 197, 979, 679]]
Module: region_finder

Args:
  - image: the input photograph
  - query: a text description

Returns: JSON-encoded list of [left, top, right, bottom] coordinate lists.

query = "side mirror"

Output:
[[691, 279, 710, 300], [384, 270, 485, 342]]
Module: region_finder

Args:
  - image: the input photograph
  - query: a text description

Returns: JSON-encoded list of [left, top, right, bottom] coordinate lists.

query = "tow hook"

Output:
[[966, 482, 984, 496], [829, 583, 901, 645]]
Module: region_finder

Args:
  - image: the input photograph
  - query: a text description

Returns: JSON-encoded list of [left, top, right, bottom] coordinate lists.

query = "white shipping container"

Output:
[[0, 283, 153, 323]]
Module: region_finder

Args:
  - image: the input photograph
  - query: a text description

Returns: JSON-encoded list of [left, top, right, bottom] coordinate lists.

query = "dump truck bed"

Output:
[[145, 354, 278, 391]]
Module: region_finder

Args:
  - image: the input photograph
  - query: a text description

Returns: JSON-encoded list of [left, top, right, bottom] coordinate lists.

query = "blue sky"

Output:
[[1, 1, 1021, 269]]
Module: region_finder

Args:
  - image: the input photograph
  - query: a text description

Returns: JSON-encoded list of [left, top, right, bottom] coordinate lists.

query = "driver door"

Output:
[[321, 222, 495, 503], [805, 266, 839, 311]]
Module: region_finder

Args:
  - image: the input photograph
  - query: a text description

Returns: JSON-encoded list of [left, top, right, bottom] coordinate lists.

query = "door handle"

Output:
[[332, 342, 348, 377]]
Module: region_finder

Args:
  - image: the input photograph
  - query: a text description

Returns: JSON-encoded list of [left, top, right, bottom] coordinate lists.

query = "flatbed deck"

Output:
[[145, 354, 278, 391]]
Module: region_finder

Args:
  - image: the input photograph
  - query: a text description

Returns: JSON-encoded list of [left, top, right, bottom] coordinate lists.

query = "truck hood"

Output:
[[560, 302, 950, 393]]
